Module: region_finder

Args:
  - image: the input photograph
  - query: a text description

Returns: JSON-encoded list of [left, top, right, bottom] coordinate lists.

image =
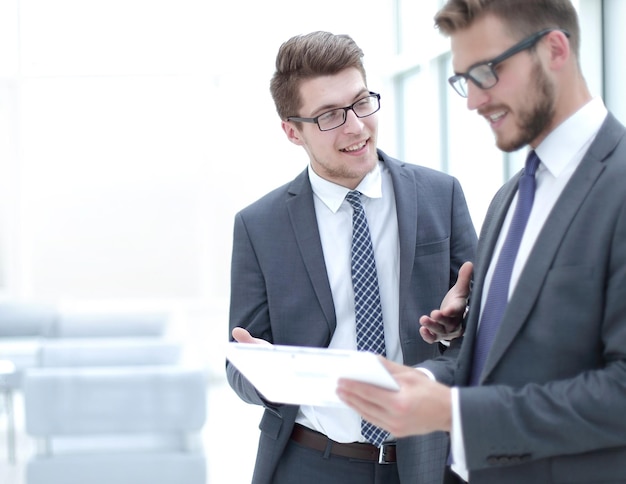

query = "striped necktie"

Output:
[[345, 190, 389, 447]]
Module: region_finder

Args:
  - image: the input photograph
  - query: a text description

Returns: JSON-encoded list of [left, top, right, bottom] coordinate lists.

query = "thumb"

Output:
[[232, 327, 254, 343], [456, 261, 473, 296]]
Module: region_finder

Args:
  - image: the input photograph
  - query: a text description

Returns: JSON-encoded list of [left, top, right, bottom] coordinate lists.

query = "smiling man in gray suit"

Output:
[[337, 1, 626, 483], [226, 31, 477, 484]]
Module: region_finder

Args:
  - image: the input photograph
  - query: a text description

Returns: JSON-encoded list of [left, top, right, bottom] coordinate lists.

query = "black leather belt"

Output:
[[290, 424, 397, 464]]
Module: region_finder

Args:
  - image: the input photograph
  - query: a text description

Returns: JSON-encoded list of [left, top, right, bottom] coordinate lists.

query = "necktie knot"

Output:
[[524, 151, 540, 177], [345, 190, 363, 210]]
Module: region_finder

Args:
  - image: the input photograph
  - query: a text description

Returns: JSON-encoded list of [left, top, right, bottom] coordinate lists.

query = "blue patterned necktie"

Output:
[[470, 151, 540, 385], [345, 190, 389, 447]]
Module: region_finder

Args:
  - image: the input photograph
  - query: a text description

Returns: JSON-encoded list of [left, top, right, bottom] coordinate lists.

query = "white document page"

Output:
[[225, 342, 399, 407]]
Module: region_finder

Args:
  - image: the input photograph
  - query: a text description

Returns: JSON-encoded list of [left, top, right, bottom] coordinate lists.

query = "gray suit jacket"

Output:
[[227, 149, 477, 484], [424, 113, 626, 483]]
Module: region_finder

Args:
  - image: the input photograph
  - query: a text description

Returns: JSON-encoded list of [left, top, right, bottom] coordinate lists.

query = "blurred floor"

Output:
[[0, 374, 262, 484]]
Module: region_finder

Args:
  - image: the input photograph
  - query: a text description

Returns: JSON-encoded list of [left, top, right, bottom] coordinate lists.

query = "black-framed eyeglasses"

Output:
[[287, 92, 381, 131], [448, 29, 570, 98]]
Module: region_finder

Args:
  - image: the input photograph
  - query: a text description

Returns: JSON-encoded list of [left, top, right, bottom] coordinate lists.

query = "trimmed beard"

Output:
[[498, 59, 556, 153]]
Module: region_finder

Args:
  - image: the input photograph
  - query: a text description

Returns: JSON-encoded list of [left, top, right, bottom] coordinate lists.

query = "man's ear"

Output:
[[545, 29, 570, 70], [282, 120, 304, 146]]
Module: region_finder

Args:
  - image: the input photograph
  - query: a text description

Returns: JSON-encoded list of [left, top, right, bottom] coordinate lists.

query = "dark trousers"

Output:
[[272, 438, 402, 484]]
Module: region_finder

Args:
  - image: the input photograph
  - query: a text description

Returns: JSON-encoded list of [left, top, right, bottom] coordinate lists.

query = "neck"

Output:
[[534, 73, 592, 148]]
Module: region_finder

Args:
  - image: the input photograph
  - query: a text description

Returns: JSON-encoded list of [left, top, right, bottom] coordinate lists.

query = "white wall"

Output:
[[0, 0, 395, 368], [18, 0, 393, 299]]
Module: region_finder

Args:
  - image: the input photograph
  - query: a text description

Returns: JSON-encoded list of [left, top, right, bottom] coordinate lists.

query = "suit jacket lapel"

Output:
[[286, 169, 336, 334], [482, 116, 621, 380], [474, 182, 518, 309], [385, 155, 416, 312], [459, 177, 518, 381]]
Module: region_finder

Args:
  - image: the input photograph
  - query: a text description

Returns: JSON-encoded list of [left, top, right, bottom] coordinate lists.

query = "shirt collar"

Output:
[[308, 162, 383, 213], [534, 97, 607, 177]]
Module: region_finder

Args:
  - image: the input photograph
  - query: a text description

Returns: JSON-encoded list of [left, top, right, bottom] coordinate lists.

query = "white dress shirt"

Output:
[[450, 97, 608, 481], [295, 160, 401, 443]]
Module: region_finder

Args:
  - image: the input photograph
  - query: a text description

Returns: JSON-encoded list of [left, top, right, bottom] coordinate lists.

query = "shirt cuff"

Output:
[[415, 367, 436, 380], [450, 387, 469, 481]]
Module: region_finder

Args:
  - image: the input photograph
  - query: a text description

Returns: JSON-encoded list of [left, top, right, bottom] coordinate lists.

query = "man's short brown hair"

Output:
[[269, 31, 367, 121], [434, 0, 580, 61]]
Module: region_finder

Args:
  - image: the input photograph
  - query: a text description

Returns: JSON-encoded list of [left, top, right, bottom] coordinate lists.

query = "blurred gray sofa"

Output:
[[0, 302, 185, 468], [0, 303, 172, 386], [23, 365, 208, 484]]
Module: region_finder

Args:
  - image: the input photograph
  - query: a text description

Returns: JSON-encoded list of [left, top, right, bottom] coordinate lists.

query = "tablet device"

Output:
[[225, 342, 399, 407]]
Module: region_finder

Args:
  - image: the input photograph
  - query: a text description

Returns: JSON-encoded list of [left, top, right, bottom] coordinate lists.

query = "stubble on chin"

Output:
[[496, 62, 556, 153]]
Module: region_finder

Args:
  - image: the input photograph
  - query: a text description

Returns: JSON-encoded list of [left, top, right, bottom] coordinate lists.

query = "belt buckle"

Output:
[[378, 442, 396, 464]]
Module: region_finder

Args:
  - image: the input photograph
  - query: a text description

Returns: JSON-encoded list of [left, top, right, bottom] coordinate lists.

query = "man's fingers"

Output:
[[419, 326, 438, 344]]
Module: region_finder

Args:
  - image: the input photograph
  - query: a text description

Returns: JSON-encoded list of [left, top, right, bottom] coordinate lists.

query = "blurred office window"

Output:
[[0, 0, 19, 294], [391, 0, 514, 230], [604, 0, 626, 124]]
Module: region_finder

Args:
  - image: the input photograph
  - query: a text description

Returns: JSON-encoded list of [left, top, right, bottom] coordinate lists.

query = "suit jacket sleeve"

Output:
[[226, 210, 273, 406]]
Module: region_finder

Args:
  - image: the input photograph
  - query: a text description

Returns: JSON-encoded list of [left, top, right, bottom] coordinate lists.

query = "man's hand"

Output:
[[231, 327, 273, 346], [419, 261, 473, 343], [336, 358, 452, 436]]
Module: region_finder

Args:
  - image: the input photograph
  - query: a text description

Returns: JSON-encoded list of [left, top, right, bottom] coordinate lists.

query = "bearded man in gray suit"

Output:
[[338, 1, 626, 483], [226, 31, 477, 484]]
